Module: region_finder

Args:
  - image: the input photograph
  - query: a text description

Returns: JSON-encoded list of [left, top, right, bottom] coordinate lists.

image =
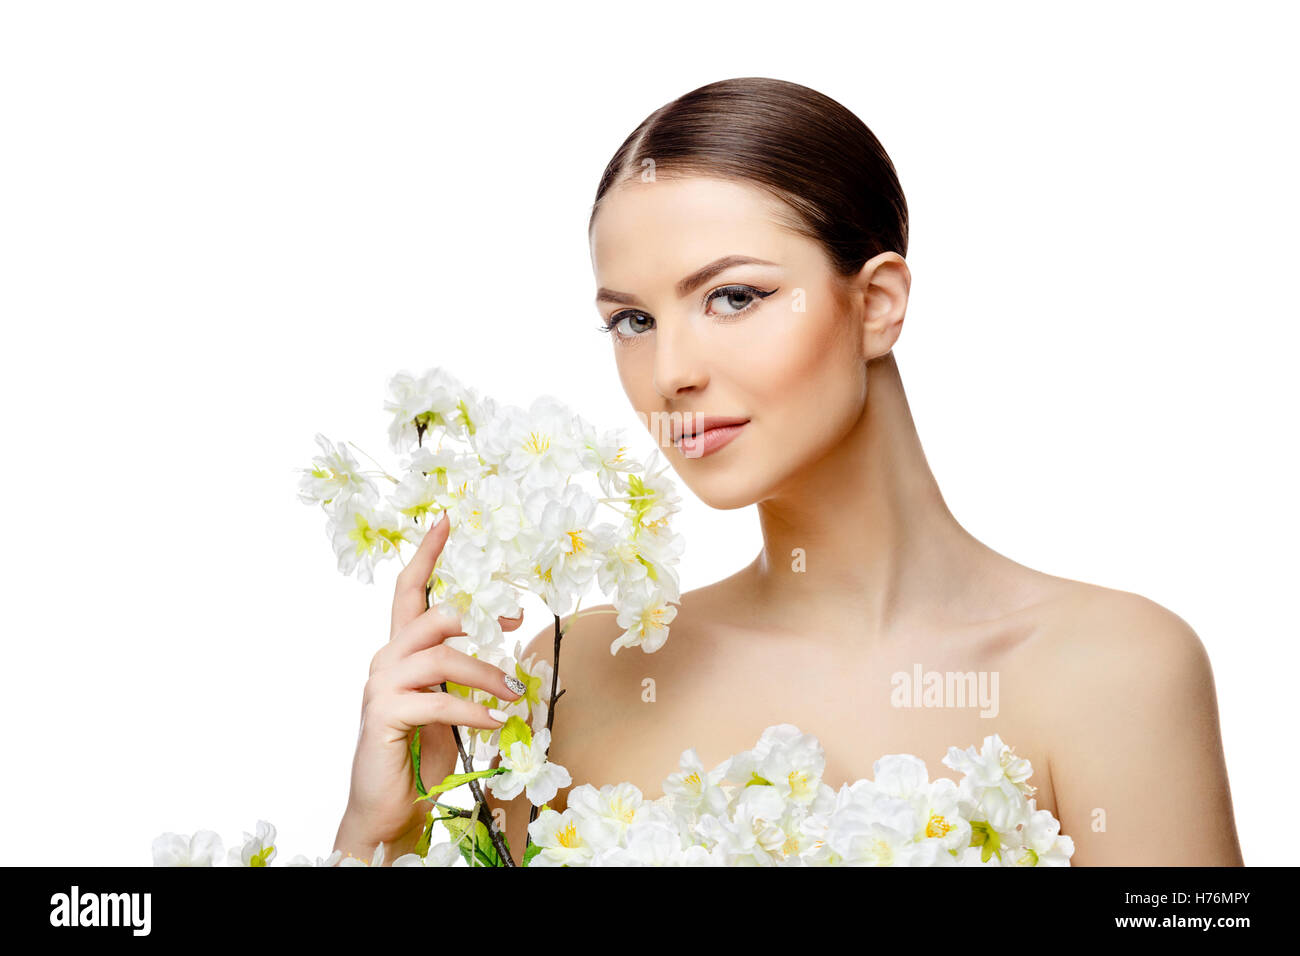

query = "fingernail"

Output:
[[503, 675, 526, 697], [488, 708, 510, 724]]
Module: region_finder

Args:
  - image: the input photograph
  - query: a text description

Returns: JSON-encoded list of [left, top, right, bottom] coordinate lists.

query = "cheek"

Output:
[[614, 347, 653, 405], [741, 301, 866, 433], [613, 347, 663, 441]]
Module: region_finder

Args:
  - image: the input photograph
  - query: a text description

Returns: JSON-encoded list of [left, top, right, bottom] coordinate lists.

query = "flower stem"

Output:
[[525, 612, 567, 846], [565, 607, 618, 623], [422, 580, 516, 867], [346, 440, 399, 482]]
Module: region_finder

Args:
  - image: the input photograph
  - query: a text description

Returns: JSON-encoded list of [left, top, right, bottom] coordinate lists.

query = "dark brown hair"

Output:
[[588, 77, 908, 278]]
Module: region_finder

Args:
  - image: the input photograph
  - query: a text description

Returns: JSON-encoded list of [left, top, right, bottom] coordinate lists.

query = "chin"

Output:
[[694, 484, 762, 511], [671, 457, 771, 511]]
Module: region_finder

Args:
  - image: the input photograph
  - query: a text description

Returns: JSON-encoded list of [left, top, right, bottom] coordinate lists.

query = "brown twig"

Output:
[[525, 613, 566, 843], [435, 683, 516, 866]]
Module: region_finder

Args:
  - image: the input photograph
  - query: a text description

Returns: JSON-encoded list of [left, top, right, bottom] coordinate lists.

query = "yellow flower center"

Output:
[[557, 822, 581, 849], [870, 838, 894, 865], [787, 770, 812, 798], [925, 812, 954, 838]]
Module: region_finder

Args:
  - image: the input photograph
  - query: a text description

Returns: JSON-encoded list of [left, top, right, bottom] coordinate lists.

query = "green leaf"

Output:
[[969, 820, 1002, 863], [413, 809, 434, 857], [415, 768, 506, 802], [745, 773, 773, 787], [410, 728, 427, 798], [522, 841, 543, 867], [499, 715, 532, 755], [440, 814, 504, 867]]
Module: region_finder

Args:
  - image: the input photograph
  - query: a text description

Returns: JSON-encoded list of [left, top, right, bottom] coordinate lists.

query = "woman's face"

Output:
[[589, 175, 891, 510]]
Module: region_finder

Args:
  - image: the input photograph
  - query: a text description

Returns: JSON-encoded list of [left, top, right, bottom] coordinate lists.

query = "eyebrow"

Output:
[[595, 254, 779, 306]]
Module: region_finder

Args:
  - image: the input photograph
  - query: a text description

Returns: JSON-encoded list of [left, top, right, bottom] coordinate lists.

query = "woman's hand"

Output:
[[333, 510, 524, 864]]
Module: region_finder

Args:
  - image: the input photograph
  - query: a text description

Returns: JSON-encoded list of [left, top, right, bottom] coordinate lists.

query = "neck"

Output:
[[743, 351, 990, 639]]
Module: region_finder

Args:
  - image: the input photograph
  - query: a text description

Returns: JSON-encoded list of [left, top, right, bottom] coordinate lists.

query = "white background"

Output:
[[2, 0, 1295, 866]]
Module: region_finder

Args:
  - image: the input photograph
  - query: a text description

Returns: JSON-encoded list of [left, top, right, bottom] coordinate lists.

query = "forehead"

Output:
[[589, 176, 803, 282]]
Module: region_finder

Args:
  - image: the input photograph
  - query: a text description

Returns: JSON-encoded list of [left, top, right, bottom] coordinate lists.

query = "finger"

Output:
[[499, 611, 524, 632], [389, 510, 450, 639], [384, 644, 525, 703], [382, 690, 509, 736], [372, 604, 465, 675]]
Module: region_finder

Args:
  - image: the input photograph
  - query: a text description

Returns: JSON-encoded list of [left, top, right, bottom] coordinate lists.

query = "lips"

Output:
[[670, 415, 750, 445]]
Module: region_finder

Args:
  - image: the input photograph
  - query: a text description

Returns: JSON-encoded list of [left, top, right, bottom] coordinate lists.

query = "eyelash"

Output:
[[597, 284, 779, 342]]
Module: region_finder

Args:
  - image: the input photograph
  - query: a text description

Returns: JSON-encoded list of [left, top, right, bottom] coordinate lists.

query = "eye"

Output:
[[705, 284, 778, 319], [599, 311, 655, 341], [597, 284, 779, 343]]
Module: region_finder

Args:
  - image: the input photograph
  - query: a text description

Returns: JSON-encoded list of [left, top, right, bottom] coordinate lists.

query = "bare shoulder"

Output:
[[1015, 580, 1240, 864], [1018, 580, 1214, 699]]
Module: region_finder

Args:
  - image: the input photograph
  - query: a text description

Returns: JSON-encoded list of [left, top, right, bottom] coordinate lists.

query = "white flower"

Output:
[[1009, 808, 1075, 867], [392, 842, 460, 867], [485, 728, 571, 806], [450, 474, 524, 550], [285, 850, 344, 867], [226, 820, 277, 867], [518, 483, 609, 613], [726, 724, 826, 806], [610, 579, 678, 654], [942, 734, 1037, 800], [155, 727, 1071, 868], [475, 398, 584, 491], [338, 841, 386, 867], [624, 449, 682, 532], [590, 816, 685, 866], [384, 368, 469, 453], [596, 518, 683, 605], [152, 830, 223, 866], [430, 533, 521, 650], [455, 386, 496, 445], [865, 754, 972, 853], [695, 784, 790, 866], [566, 782, 650, 850], [298, 433, 378, 508], [822, 791, 923, 866], [398, 446, 490, 510], [595, 531, 651, 596], [327, 496, 409, 584], [943, 735, 1037, 845], [663, 747, 730, 819], [526, 807, 596, 867], [508, 648, 558, 734], [578, 421, 640, 497]]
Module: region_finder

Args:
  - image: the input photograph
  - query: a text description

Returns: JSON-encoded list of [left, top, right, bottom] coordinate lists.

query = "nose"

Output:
[[652, 314, 708, 399]]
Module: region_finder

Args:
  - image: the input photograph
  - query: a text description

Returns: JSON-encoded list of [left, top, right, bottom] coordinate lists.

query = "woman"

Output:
[[333, 77, 1243, 866]]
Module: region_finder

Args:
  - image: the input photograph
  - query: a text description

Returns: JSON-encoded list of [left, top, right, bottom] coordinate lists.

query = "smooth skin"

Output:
[[341, 174, 1243, 866]]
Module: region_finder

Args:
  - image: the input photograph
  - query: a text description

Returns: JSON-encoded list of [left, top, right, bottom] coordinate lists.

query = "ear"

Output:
[[848, 252, 910, 360]]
